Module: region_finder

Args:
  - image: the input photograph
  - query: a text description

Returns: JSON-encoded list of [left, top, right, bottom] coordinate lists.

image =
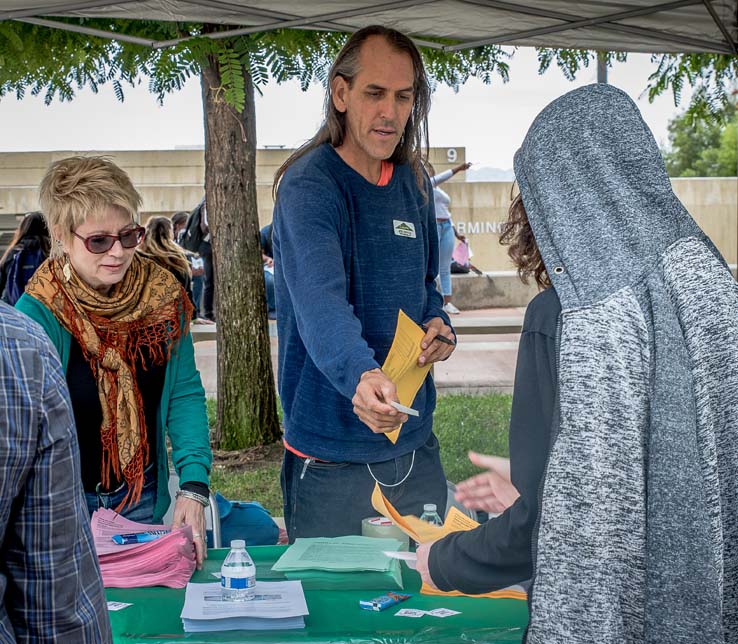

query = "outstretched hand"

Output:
[[454, 451, 519, 514]]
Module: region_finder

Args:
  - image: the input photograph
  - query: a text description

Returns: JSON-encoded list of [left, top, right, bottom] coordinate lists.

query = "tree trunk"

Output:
[[597, 51, 608, 84], [200, 51, 281, 450]]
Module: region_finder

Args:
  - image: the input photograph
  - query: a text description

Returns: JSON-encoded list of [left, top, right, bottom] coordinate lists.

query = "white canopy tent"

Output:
[[0, 1, 735, 55]]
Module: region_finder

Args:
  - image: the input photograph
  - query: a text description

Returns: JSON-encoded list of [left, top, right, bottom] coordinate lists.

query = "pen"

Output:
[[111, 530, 170, 545], [420, 325, 456, 346]]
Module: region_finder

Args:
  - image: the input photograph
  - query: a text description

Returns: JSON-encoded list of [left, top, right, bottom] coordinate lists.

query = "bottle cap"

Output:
[[230, 539, 246, 549], [423, 503, 437, 512]]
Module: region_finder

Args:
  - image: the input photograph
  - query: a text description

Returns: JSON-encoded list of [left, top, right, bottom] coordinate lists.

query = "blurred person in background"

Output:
[[260, 223, 276, 320], [0, 211, 51, 305], [138, 216, 194, 311], [172, 210, 205, 320], [429, 161, 471, 315]]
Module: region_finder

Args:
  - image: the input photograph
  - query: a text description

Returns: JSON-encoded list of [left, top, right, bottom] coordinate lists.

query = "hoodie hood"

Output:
[[513, 83, 704, 308]]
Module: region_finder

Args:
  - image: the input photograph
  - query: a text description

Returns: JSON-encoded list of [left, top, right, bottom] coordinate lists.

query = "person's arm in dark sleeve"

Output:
[[274, 176, 379, 399], [260, 223, 273, 259], [184, 273, 194, 310], [428, 328, 558, 593], [0, 251, 14, 298]]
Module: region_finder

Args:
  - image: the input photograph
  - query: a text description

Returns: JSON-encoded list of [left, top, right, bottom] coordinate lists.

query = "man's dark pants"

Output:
[[281, 432, 448, 541]]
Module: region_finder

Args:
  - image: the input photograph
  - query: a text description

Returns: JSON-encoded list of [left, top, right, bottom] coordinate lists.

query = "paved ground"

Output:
[[193, 306, 525, 398]]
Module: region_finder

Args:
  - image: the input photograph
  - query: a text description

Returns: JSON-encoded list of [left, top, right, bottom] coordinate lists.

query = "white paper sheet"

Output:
[[382, 550, 417, 570]]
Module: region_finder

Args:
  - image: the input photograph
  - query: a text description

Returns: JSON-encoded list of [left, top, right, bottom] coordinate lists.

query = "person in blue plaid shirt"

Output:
[[0, 300, 111, 642]]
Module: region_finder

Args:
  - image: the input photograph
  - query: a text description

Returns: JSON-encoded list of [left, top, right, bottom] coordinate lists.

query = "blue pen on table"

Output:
[[111, 530, 170, 545]]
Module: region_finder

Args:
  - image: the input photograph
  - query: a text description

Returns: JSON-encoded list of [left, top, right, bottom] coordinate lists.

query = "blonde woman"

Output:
[[137, 215, 195, 309], [16, 156, 211, 568]]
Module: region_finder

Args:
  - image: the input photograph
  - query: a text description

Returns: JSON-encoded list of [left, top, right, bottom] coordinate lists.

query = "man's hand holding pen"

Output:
[[418, 318, 456, 366]]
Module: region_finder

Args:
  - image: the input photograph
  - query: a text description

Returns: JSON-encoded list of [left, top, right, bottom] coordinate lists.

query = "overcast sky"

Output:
[[0, 47, 687, 170]]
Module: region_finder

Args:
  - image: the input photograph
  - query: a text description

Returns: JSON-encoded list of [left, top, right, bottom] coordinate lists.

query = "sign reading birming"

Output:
[[455, 221, 506, 235]]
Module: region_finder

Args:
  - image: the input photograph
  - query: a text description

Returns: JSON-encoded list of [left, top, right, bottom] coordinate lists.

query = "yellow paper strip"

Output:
[[421, 582, 527, 601]]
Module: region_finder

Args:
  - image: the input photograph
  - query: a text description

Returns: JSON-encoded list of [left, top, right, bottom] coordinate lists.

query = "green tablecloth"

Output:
[[107, 546, 528, 643]]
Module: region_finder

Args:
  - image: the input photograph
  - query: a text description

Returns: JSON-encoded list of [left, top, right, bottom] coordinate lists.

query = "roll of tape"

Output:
[[361, 517, 409, 549]]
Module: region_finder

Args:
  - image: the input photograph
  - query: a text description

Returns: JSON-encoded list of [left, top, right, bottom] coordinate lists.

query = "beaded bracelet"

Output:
[[175, 489, 209, 507]]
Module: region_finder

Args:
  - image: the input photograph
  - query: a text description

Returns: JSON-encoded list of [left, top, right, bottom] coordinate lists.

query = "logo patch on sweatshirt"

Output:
[[393, 220, 416, 239]]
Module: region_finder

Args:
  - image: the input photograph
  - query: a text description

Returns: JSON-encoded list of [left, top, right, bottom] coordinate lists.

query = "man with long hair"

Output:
[[272, 26, 456, 539]]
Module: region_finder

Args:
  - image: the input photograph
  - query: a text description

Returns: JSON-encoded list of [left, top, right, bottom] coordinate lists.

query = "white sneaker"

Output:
[[443, 302, 461, 315]]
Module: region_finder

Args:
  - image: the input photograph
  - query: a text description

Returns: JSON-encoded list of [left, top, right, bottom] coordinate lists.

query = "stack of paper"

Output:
[[91, 508, 196, 588], [181, 581, 308, 632], [272, 536, 404, 590]]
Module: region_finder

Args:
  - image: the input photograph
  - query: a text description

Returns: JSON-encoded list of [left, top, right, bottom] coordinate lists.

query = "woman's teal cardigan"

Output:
[[16, 293, 212, 522]]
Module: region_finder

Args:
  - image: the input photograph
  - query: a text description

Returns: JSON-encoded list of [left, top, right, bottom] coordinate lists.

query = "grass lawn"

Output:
[[207, 392, 512, 516]]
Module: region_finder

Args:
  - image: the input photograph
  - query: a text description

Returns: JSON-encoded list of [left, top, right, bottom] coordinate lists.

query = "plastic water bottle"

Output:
[[419, 503, 443, 527], [220, 539, 256, 601]]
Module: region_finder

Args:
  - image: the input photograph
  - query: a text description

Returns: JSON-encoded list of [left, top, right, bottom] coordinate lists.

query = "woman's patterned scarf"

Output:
[[26, 254, 193, 510]]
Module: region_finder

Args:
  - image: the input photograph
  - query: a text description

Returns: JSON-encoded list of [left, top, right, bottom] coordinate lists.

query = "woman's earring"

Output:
[[62, 259, 72, 282]]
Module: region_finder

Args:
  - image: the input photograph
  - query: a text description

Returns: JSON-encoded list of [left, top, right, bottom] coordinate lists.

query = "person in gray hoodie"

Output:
[[418, 83, 738, 644]]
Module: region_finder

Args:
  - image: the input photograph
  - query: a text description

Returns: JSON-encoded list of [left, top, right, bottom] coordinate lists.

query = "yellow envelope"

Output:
[[371, 484, 526, 600], [371, 483, 479, 544], [381, 310, 432, 443]]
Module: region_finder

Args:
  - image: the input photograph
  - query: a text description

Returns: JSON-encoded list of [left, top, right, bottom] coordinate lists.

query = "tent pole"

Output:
[[597, 52, 608, 83]]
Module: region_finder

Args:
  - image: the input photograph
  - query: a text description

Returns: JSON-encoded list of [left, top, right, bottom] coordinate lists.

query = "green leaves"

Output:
[[217, 47, 246, 112], [533, 46, 734, 125], [661, 100, 736, 177], [647, 53, 738, 122], [0, 20, 515, 114], [423, 45, 511, 91]]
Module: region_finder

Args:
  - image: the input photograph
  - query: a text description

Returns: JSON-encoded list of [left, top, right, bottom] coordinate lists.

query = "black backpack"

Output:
[[181, 202, 206, 252], [1, 243, 45, 305]]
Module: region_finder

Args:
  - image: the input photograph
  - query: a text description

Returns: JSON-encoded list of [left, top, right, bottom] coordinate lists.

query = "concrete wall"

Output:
[[441, 177, 738, 272], [1, 149, 735, 273], [0, 146, 466, 232]]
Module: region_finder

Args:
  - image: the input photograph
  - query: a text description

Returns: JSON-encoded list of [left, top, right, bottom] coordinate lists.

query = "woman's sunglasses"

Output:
[[72, 226, 145, 254]]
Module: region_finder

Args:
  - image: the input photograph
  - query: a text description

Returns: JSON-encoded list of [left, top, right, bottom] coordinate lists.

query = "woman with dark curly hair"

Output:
[[419, 83, 738, 644], [417, 182, 560, 596], [432, 188, 558, 523]]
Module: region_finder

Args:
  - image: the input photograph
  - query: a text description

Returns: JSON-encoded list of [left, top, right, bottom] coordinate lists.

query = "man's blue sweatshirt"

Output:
[[272, 144, 450, 463]]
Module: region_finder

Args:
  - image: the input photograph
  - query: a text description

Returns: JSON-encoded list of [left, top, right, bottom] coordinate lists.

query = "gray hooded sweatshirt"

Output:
[[515, 84, 738, 643]]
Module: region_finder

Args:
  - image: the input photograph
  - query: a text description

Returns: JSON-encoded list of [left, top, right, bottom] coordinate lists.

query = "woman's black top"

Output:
[[67, 337, 166, 493]]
